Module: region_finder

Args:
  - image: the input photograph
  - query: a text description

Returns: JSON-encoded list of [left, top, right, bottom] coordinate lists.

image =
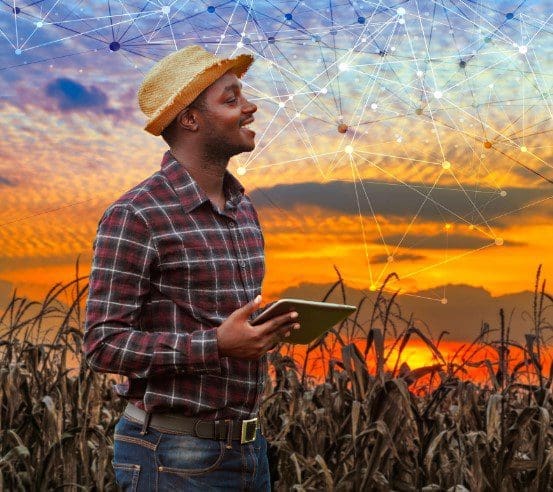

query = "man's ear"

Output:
[[177, 107, 199, 132]]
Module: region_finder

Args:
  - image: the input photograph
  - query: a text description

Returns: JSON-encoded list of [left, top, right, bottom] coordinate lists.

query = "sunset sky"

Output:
[[0, 1, 551, 345]]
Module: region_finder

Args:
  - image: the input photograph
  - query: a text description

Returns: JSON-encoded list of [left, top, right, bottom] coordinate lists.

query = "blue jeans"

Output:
[[113, 415, 271, 491]]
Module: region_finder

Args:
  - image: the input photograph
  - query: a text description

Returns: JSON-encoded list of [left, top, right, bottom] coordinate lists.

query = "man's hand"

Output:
[[217, 295, 300, 359]]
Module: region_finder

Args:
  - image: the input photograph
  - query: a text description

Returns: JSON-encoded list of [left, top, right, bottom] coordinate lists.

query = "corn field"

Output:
[[0, 265, 552, 491]]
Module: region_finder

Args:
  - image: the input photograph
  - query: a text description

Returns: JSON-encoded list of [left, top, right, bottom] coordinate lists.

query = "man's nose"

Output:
[[242, 99, 257, 114]]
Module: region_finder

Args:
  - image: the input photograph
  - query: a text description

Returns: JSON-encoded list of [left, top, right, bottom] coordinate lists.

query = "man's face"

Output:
[[195, 71, 257, 158]]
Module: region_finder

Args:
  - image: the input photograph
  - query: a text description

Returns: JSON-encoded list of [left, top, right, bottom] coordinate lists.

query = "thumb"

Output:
[[241, 295, 262, 317]]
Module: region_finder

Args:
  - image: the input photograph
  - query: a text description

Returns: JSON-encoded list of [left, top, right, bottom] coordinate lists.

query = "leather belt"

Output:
[[123, 403, 259, 444]]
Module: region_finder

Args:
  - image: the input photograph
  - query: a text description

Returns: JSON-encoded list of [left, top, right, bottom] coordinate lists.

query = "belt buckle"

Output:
[[240, 418, 257, 444]]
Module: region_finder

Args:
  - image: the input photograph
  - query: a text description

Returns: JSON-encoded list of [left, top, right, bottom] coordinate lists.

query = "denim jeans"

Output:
[[113, 415, 271, 491]]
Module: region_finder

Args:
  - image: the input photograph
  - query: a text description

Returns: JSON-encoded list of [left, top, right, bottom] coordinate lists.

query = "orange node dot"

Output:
[[337, 123, 348, 133], [484, 141, 492, 149], [445, 223, 452, 230]]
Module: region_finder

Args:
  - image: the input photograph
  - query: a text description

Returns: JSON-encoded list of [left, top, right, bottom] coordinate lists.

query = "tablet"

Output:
[[251, 298, 357, 345]]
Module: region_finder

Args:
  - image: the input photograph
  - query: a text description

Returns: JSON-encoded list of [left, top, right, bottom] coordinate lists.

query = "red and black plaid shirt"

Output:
[[84, 151, 266, 419]]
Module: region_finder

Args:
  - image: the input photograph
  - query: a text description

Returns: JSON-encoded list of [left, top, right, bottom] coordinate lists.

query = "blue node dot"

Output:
[[207, 6, 215, 13], [459, 60, 466, 68], [330, 28, 337, 35], [313, 35, 321, 42], [15, 48, 22, 55], [506, 12, 514, 19], [358, 16, 365, 24], [484, 37, 491, 43], [243, 37, 251, 45], [13, 7, 21, 14], [268, 36, 275, 44], [285, 13, 292, 20], [109, 41, 121, 51]]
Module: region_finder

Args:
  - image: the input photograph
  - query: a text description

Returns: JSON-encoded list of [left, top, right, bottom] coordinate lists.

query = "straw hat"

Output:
[[138, 46, 254, 136]]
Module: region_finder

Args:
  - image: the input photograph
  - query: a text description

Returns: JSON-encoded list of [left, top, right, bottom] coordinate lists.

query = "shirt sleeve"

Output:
[[83, 204, 221, 378]]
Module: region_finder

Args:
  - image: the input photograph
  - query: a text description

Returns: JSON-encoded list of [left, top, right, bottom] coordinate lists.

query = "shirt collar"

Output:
[[160, 151, 245, 214]]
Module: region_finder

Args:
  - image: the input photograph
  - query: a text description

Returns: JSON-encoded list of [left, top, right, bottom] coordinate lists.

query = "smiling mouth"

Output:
[[240, 118, 255, 129], [240, 119, 255, 136]]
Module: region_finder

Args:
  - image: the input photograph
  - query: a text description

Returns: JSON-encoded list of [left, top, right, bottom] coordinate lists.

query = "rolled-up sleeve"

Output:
[[84, 204, 221, 378]]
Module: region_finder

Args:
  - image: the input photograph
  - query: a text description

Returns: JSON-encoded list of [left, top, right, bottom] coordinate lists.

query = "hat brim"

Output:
[[145, 53, 254, 136]]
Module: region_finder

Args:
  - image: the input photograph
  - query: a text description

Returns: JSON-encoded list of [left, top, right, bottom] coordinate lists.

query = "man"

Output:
[[84, 46, 299, 491]]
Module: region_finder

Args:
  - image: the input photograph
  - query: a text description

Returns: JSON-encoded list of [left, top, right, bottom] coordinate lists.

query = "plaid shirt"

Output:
[[84, 151, 266, 419]]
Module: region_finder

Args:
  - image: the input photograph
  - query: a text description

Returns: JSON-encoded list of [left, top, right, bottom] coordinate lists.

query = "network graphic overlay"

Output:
[[0, 1, 551, 303]]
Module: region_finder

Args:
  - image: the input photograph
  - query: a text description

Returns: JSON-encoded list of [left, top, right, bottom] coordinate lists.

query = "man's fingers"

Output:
[[261, 311, 298, 335], [265, 323, 300, 351], [282, 323, 300, 337]]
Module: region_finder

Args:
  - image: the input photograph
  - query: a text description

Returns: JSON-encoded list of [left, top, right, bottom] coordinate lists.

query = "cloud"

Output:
[[249, 181, 553, 224], [45, 78, 112, 113], [379, 233, 524, 249], [0, 175, 15, 187], [370, 253, 426, 264]]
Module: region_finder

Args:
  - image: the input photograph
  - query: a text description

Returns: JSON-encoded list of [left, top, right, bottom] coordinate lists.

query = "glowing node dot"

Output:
[[442, 160, 451, 170], [278, 101, 285, 108], [500, 190, 507, 197], [321, 87, 328, 94], [468, 224, 474, 230], [417, 70, 424, 77], [441, 298, 448, 305], [434, 90, 443, 99], [361, 37, 367, 43], [370, 103, 378, 110], [387, 256, 394, 263], [488, 83, 494, 89], [396, 137, 403, 143], [495, 238, 504, 246], [236, 42, 244, 48], [397, 7, 406, 15], [484, 141, 492, 149], [295, 112, 302, 118], [237, 166, 247, 176], [161, 6, 170, 14], [445, 223, 452, 230], [344, 145, 354, 154], [337, 124, 348, 134], [520, 146, 527, 152], [339, 63, 349, 72], [36, 21, 43, 28], [518, 45, 528, 54], [369, 284, 377, 292], [398, 18, 405, 24]]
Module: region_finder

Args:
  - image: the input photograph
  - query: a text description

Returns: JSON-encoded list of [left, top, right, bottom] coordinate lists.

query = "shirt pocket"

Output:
[[157, 246, 218, 314]]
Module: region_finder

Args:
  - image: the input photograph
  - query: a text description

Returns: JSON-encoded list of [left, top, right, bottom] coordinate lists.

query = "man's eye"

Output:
[[226, 98, 236, 103]]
